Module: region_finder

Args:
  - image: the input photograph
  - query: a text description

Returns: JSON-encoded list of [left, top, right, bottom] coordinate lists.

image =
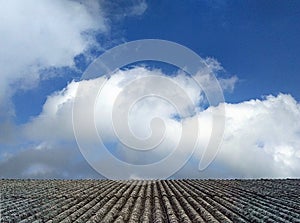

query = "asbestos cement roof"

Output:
[[1, 179, 300, 222]]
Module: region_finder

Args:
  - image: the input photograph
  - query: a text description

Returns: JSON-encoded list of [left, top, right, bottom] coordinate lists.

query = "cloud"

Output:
[[23, 62, 229, 141], [22, 80, 79, 142], [180, 93, 300, 179], [0, 142, 100, 179], [2, 55, 300, 179], [0, 0, 148, 145], [100, 0, 147, 21], [0, 0, 148, 99], [213, 94, 300, 178], [0, 0, 106, 96], [0, 0, 107, 141], [20, 67, 300, 178], [16, 62, 227, 178]]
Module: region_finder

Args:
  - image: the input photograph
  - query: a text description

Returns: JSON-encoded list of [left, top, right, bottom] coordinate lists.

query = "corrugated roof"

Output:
[[1, 179, 300, 222]]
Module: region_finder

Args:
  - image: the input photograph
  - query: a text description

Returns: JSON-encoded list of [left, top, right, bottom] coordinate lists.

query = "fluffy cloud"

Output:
[[1, 1, 298, 179], [0, 5, 298, 179], [22, 80, 79, 142], [0, 0, 107, 143], [0, 0, 148, 97], [214, 94, 300, 178], [0, 0, 106, 96], [23, 66, 218, 142], [15, 64, 300, 179], [18, 64, 226, 178], [0, 0, 148, 145], [184, 93, 300, 179]]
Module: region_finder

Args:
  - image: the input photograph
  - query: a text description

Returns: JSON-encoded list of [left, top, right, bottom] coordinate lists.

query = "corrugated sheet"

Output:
[[1, 179, 300, 222]]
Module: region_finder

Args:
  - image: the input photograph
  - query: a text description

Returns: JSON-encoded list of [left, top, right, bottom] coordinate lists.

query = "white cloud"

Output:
[[21, 64, 226, 178], [0, 0, 148, 146], [23, 67, 201, 150], [213, 94, 300, 178], [22, 80, 79, 142], [180, 93, 300, 179], [3, 42, 300, 180], [0, 0, 108, 135], [22, 69, 300, 178], [0, 0, 106, 97]]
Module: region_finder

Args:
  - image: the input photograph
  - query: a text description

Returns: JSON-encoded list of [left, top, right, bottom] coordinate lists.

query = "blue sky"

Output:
[[1, 0, 300, 179], [123, 0, 300, 102], [12, 0, 300, 124]]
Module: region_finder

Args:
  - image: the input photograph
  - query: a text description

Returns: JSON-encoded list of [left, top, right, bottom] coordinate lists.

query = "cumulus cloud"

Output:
[[1, 9, 298, 179], [15, 62, 300, 179], [16, 64, 224, 178], [22, 67, 202, 169], [214, 94, 300, 178], [0, 0, 106, 143], [0, 0, 148, 146], [0, 0, 106, 96], [22, 81, 79, 142], [180, 93, 300, 179], [23, 66, 215, 142], [19, 68, 300, 177], [25, 63, 225, 125]]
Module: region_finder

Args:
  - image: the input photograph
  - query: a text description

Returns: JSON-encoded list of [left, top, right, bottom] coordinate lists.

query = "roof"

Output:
[[1, 179, 300, 222]]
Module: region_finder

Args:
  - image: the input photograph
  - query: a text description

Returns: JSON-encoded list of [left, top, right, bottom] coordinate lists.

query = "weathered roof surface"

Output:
[[1, 179, 300, 222]]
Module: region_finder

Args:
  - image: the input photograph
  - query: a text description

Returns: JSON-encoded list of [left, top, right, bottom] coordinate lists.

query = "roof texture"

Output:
[[1, 179, 300, 222]]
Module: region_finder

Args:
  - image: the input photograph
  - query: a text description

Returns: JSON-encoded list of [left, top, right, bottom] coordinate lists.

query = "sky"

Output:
[[0, 0, 300, 179]]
